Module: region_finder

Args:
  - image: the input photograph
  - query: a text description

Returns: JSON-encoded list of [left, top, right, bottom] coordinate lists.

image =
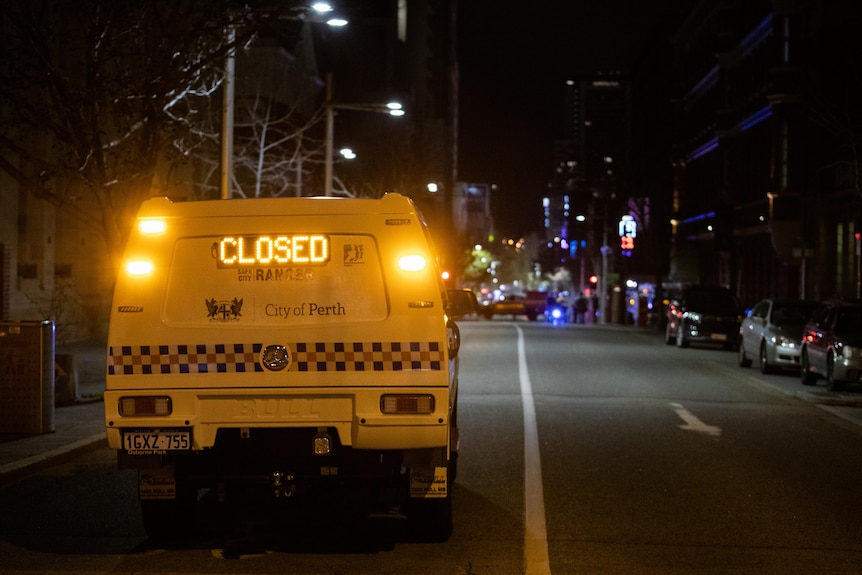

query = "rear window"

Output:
[[163, 234, 388, 326], [771, 302, 816, 326]]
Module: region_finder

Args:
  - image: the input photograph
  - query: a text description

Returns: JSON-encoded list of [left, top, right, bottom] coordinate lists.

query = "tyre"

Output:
[[406, 483, 453, 542], [738, 339, 752, 367], [759, 343, 773, 374], [825, 354, 844, 392], [140, 484, 197, 541], [449, 402, 459, 483], [676, 322, 689, 348], [800, 348, 818, 386]]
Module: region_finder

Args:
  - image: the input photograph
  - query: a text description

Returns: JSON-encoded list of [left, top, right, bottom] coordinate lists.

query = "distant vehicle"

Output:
[[665, 285, 743, 349], [545, 299, 568, 325], [800, 299, 862, 391], [480, 291, 547, 321], [738, 298, 817, 373]]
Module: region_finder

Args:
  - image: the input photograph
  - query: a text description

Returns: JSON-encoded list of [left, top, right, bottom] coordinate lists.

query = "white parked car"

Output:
[[738, 298, 817, 373]]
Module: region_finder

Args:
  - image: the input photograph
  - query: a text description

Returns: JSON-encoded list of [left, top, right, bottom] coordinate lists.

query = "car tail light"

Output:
[[380, 394, 434, 414], [119, 396, 172, 416]]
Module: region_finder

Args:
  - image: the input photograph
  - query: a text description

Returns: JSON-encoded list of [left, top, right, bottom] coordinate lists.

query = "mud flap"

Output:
[[403, 447, 448, 499], [403, 449, 453, 541], [139, 464, 177, 500], [409, 466, 448, 499]]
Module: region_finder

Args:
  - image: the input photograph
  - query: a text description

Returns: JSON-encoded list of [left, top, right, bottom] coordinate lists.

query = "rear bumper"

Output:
[[685, 329, 738, 345], [105, 387, 450, 451]]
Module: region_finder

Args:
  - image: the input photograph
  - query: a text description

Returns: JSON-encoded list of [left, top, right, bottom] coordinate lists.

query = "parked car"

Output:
[[665, 285, 743, 349], [738, 298, 817, 373], [800, 299, 862, 391]]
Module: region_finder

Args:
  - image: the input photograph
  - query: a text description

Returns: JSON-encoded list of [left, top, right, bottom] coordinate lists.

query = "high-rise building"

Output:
[[548, 73, 632, 294]]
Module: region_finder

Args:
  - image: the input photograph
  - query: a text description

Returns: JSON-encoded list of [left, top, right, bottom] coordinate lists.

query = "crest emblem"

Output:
[[206, 297, 243, 321]]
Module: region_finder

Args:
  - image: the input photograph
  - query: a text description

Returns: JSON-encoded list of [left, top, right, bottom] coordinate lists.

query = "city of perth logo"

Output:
[[206, 297, 243, 321]]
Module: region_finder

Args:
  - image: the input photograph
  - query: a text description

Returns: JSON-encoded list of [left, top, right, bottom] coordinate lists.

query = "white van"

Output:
[[103, 193, 476, 541]]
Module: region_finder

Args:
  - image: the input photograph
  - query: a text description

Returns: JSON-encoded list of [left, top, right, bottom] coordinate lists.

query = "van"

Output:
[[103, 193, 476, 541]]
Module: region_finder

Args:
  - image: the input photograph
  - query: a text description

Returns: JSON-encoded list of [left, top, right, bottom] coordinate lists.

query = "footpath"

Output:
[[0, 341, 107, 486]]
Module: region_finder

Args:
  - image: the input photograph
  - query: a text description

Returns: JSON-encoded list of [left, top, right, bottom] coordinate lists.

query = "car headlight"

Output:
[[686, 312, 702, 323], [772, 335, 798, 348]]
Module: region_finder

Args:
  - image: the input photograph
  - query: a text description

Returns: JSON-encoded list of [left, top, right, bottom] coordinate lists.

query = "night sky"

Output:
[[457, 1, 665, 237]]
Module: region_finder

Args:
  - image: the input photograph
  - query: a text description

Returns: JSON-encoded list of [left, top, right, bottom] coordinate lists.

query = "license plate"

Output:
[[123, 430, 191, 453], [710, 334, 728, 341]]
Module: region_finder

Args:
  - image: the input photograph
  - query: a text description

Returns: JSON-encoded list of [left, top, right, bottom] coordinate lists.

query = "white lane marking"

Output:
[[669, 402, 722, 438], [516, 325, 552, 575]]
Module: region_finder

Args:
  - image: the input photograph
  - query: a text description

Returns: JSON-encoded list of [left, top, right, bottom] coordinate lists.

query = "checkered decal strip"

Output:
[[108, 344, 264, 375], [291, 341, 443, 372], [108, 342, 444, 375]]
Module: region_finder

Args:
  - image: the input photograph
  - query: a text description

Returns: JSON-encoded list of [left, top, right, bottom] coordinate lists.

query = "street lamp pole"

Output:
[[324, 73, 335, 197], [323, 73, 404, 197], [222, 6, 345, 200], [220, 25, 236, 200]]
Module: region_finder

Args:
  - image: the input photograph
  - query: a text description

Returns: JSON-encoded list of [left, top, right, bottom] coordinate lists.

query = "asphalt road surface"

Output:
[[1, 320, 861, 574]]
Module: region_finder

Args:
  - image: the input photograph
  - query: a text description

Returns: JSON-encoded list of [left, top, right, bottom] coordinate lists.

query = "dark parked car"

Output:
[[800, 299, 862, 391], [738, 298, 817, 373], [665, 285, 743, 349]]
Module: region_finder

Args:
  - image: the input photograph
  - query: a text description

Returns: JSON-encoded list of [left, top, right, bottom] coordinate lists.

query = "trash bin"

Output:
[[0, 320, 55, 434]]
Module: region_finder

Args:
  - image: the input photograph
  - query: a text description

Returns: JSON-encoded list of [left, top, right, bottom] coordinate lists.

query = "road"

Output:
[[1, 320, 861, 574]]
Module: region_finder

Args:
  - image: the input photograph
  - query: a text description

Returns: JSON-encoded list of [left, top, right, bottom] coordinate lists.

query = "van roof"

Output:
[[137, 193, 420, 218]]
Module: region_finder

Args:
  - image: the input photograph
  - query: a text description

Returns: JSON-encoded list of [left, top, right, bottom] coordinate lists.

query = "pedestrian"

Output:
[[573, 292, 588, 324]]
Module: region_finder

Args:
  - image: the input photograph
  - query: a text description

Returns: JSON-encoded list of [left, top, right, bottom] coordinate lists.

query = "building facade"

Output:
[[667, 0, 862, 304]]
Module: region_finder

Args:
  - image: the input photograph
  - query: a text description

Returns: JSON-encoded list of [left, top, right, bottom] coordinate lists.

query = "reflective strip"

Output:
[[108, 343, 263, 375], [108, 341, 444, 375], [292, 341, 443, 372]]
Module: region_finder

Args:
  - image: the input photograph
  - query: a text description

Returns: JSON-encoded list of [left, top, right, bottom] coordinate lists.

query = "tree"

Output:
[[0, 0, 288, 272], [165, 24, 328, 200], [172, 82, 327, 200]]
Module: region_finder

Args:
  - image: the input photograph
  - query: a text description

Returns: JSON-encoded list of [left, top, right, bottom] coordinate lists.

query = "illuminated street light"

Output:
[[307, 2, 348, 26], [324, 73, 404, 196], [222, 4, 349, 199]]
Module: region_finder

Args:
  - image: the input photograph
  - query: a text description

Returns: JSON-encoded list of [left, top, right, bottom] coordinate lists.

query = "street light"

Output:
[[324, 73, 404, 196], [221, 4, 348, 199], [308, 2, 348, 26]]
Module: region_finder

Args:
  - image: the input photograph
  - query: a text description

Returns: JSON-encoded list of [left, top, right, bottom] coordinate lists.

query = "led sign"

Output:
[[216, 235, 330, 267], [619, 215, 636, 257]]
